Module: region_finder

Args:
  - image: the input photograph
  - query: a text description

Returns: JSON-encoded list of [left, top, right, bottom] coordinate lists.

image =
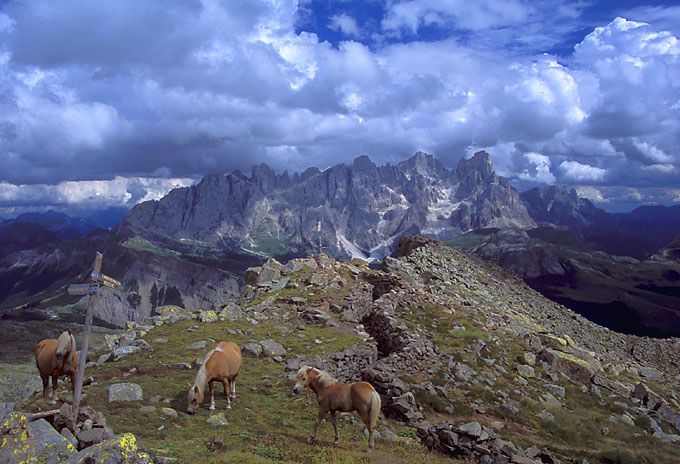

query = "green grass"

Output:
[[24, 315, 457, 464], [122, 238, 179, 257]]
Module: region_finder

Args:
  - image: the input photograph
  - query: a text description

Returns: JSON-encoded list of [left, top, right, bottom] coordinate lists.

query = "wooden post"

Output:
[[70, 284, 98, 425], [67, 251, 121, 426], [70, 252, 102, 426]]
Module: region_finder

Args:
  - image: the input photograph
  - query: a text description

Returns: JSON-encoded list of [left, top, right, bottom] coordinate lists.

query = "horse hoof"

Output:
[[209, 406, 215, 411], [307, 437, 315, 444], [226, 405, 232, 410]]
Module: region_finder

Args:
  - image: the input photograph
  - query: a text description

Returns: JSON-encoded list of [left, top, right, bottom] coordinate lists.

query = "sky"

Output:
[[0, 0, 679, 216]]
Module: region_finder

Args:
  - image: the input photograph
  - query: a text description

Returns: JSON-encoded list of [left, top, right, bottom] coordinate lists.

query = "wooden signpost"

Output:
[[68, 252, 121, 424]]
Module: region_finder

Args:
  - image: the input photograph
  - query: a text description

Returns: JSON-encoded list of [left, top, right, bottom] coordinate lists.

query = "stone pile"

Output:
[[416, 420, 562, 464]]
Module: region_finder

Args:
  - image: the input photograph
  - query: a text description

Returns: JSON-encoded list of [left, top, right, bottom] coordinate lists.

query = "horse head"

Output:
[[55, 329, 74, 362], [186, 383, 203, 415], [293, 366, 314, 394]]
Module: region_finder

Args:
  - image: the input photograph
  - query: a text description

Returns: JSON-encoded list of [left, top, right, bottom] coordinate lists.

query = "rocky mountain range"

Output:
[[1, 150, 679, 334], [119, 150, 676, 264], [119, 151, 537, 261]]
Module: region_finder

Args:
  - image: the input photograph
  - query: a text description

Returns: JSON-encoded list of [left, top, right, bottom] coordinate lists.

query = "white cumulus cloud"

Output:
[[559, 161, 607, 182]]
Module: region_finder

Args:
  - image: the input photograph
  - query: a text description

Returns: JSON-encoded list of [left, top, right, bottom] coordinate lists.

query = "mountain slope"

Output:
[[0, 230, 240, 327], [13, 234, 680, 464], [448, 227, 680, 337]]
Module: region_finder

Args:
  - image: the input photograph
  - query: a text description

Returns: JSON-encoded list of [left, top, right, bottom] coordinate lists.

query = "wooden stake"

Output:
[[71, 283, 98, 425]]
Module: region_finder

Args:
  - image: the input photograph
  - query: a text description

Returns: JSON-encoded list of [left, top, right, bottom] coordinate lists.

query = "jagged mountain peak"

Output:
[[397, 151, 448, 178]]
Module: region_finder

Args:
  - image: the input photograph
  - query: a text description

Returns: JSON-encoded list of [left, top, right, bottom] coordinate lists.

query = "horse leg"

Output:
[[308, 408, 327, 443], [329, 411, 340, 444], [229, 375, 236, 400], [208, 381, 216, 411], [49, 374, 58, 404], [40, 374, 49, 402], [223, 380, 231, 410]]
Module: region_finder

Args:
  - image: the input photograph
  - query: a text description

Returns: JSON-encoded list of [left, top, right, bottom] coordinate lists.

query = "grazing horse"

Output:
[[293, 366, 381, 448], [35, 329, 78, 404], [186, 341, 242, 414]]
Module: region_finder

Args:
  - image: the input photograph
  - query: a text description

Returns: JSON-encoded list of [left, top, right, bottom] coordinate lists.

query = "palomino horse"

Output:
[[186, 341, 242, 414], [293, 366, 381, 448], [35, 329, 78, 404]]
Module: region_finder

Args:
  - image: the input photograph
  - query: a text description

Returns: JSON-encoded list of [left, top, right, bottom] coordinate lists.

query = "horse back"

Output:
[[207, 342, 242, 380]]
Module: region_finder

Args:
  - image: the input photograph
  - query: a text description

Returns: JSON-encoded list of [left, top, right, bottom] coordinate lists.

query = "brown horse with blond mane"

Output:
[[293, 366, 381, 448], [35, 329, 78, 404], [186, 341, 242, 414]]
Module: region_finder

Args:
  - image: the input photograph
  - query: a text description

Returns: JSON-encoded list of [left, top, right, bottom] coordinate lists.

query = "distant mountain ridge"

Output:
[[120, 150, 671, 262], [119, 151, 541, 261], [1, 208, 128, 240]]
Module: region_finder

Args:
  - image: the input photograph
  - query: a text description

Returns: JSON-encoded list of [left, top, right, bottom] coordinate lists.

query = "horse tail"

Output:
[[368, 390, 381, 429]]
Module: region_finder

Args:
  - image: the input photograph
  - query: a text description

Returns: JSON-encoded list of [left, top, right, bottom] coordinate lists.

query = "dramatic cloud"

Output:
[[0, 1, 679, 214], [559, 161, 607, 182], [0, 177, 195, 215]]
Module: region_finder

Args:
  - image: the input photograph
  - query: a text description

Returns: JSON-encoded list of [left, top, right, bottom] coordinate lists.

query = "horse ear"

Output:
[[59, 329, 64, 334], [68, 329, 72, 335]]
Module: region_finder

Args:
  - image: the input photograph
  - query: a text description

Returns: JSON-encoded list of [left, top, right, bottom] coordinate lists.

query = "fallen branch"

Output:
[[28, 409, 61, 422]]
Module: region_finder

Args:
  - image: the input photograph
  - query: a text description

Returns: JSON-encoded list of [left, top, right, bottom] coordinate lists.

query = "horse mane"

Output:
[[67, 332, 77, 364], [300, 366, 337, 388], [193, 348, 216, 391], [56, 331, 77, 365]]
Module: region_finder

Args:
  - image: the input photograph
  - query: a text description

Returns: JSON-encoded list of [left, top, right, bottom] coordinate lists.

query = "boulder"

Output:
[[206, 413, 228, 426], [186, 341, 207, 350], [242, 343, 263, 358], [219, 302, 243, 320], [111, 346, 142, 360], [538, 348, 601, 383], [457, 421, 482, 438], [516, 365, 535, 378], [592, 375, 632, 397], [199, 311, 218, 323], [260, 340, 286, 358], [162, 362, 193, 370], [161, 408, 178, 419], [122, 339, 153, 352], [1, 413, 76, 464], [157, 305, 183, 317], [522, 353, 536, 366], [64, 433, 152, 463], [77, 427, 105, 449], [537, 334, 567, 351], [632, 382, 663, 409], [639, 367, 663, 381], [545, 384, 566, 399], [32, 417, 77, 463], [108, 383, 143, 402]]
